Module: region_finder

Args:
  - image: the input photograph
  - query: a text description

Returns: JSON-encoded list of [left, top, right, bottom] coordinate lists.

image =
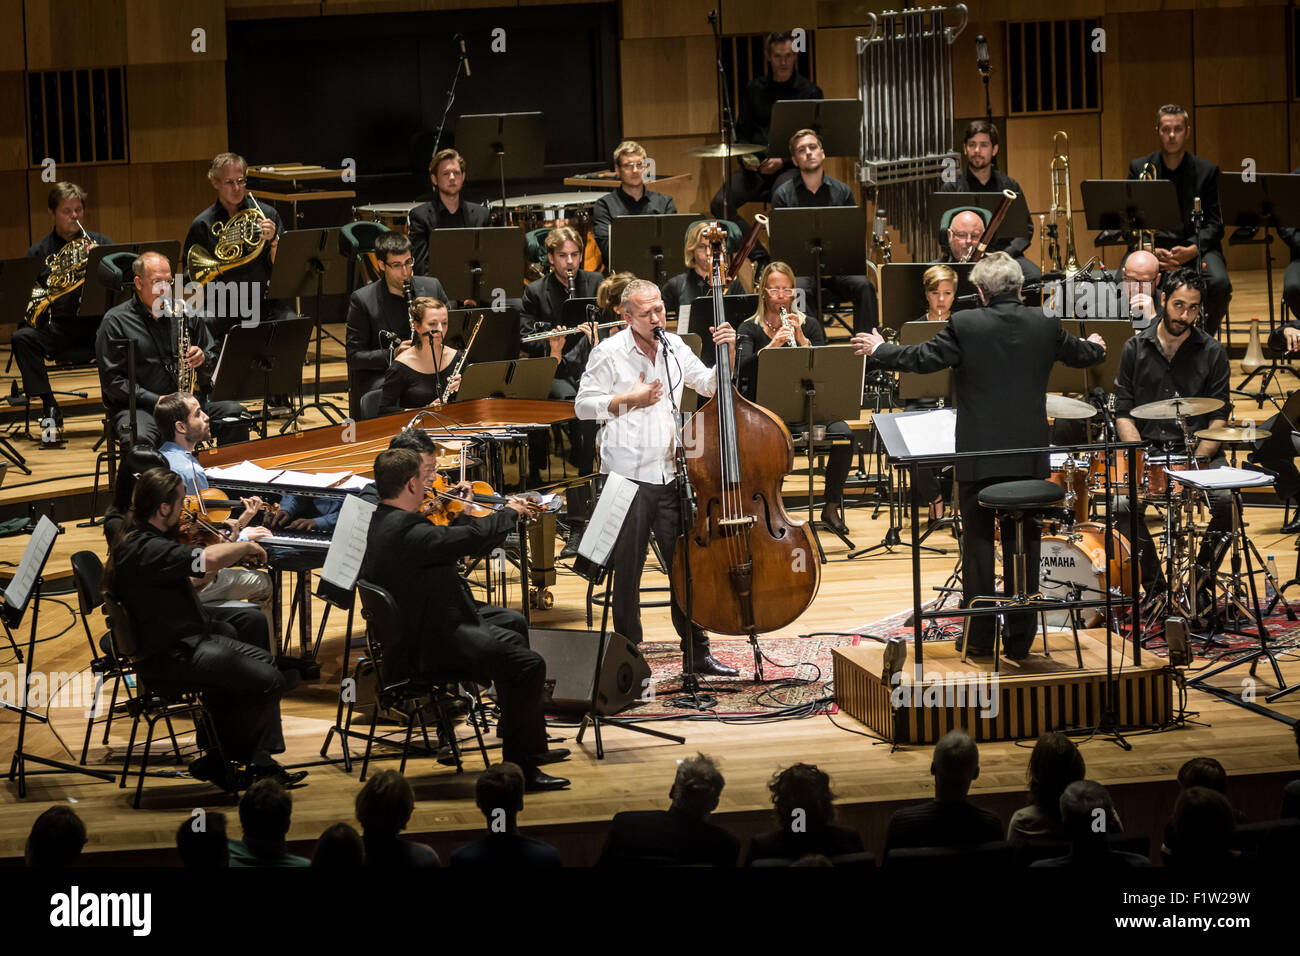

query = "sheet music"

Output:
[[2, 515, 58, 614], [677, 303, 691, 335], [337, 475, 374, 491], [320, 495, 377, 591], [578, 472, 638, 567], [895, 408, 957, 457], [1170, 467, 1275, 490], [274, 469, 353, 488], [206, 461, 285, 483]]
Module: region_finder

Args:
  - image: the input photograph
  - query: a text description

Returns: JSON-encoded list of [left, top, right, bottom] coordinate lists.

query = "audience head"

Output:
[[239, 778, 294, 845], [1177, 757, 1228, 796], [312, 823, 366, 867], [476, 762, 526, 831], [25, 806, 87, 867], [175, 811, 229, 868], [669, 753, 725, 821], [969, 251, 1023, 301], [1026, 732, 1086, 816], [1058, 779, 1117, 850], [768, 763, 835, 831], [355, 770, 416, 839], [1167, 786, 1236, 866], [931, 730, 980, 797]]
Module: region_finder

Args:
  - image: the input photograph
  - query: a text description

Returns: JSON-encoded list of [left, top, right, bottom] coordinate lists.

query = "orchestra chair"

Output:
[[101, 591, 228, 808], [963, 479, 1085, 672], [339, 220, 391, 291], [883, 840, 1016, 870], [358, 388, 383, 421], [525, 228, 552, 275], [70, 551, 143, 766], [350, 581, 490, 781]]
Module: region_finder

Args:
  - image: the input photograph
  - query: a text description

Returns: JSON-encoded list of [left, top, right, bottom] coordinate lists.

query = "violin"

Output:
[[422, 473, 556, 526]]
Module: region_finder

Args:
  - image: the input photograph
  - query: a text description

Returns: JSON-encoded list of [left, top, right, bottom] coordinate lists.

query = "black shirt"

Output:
[[937, 167, 1032, 257], [1126, 151, 1224, 253], [409, 197, 491, 275], [592, 187, 677, 264], [744, 824, 865, 865], [771, 173, 855, 209], [597, 808, 740, 867], [735, 314, 826, 401], [883, 799, 1003, 854], [183, 199, 285, 293], [736, 73, 824, 165], [379, 360, 452, 414], [1114, 321, 1232, 447], [95, 295, 220, 412], [1278, 167, 1300, 262], [108, 525, 208, 658], [344, 276, 451, 398], [660, 270, 744, 315], [27, 228, 113, 322]]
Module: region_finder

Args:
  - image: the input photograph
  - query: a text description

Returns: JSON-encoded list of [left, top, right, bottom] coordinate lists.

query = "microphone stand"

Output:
[[708, 9, 737, 221], [430, 35, 470, 163]]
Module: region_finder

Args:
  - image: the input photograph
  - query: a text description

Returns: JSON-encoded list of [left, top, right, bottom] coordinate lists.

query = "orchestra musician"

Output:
[[1126, 105, 1231, 336], [345, 231, 450, 417], [1114, 268, 1233, 607], [361, 447, 570, 792], [592, 141, 677, 267], [1120, 249, 1162, 328], [938, 121, 1039, 281], [103, 466, 306, 791], [1250, 311, 1300, 533], [183, 152, 290, 338], [1279, 166, 1300, 322], [94, 251, 250, 447], [735, 262, 859, 536], [660, 221, 744, 316], [907, 264, 958, 520], [853, 253, 1106, 660], [941, 209, 989, 264], [709, 30, 822, 246], [409, 148, 490, 276], [12, 182, 111, 433], [771, 128, 879, 333], [379, 296, 462, 415], [575, 278, 741, 678]]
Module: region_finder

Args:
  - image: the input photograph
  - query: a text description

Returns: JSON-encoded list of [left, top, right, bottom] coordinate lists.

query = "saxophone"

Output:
[[24, 221, 92, 328]]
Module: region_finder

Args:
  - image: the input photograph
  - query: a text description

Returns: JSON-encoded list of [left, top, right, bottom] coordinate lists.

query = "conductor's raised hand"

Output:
[[1087, 332, 1107, 352], [852, 330, 885, 357]]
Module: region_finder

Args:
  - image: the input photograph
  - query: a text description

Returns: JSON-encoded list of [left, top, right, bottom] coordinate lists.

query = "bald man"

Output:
[[1120, 249, 1161, 328], [942, 210, 988, 264], [95, 252, 249, 447]]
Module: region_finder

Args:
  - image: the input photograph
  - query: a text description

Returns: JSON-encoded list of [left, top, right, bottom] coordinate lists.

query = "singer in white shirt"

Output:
[[575, 279, 740, 677]]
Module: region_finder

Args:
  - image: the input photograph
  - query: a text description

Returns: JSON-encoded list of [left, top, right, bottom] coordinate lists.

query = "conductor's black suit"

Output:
[[870, 292, 1105, 655]]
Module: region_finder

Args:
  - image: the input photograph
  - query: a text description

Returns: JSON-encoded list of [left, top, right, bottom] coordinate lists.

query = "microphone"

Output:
[[1090, 386, 1108, 408], [872, 210, 887, 242], [975, 35, 990, 76], [456, 34, 471, 77], [653, 326, 670, 350]]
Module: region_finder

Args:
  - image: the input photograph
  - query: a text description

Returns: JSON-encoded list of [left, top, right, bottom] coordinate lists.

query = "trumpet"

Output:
[[1137, 162, 1158, 252], [520, 320, 624, 344]]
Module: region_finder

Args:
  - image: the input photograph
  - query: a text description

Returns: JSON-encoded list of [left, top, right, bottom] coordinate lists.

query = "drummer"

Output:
[[1113, 268, 1233, 607]]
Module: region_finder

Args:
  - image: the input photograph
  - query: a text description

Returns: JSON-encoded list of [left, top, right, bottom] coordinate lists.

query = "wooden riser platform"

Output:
[[834, 630, 1173, 745]]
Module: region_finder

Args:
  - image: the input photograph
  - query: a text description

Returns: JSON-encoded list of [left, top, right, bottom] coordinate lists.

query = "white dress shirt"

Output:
[[575, 328, 719, 484]]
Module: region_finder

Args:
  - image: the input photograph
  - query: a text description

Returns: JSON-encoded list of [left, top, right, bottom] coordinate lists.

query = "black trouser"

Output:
[[432, 607, 548, 767], [799, 420, 858, 504], [794, 275, 878, 334], [113, 398, 248, 448], [135, 606, 286, 766], [11, 317, 96, 400], [1253, 415, 1300, 503], [1283, 260, 1300, 322], [611, 479, 709, 659], [959, 476, 1042, 655], [911, 465, 953, 510], [709, 167, 799, 237]]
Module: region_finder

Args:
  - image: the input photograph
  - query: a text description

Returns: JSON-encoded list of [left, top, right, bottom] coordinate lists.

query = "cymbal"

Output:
[[1194, 425, 1271, 443], [1045, 394, 1097, 420], [687, 142, 765, 159], [1130, 396, 1224, 420]]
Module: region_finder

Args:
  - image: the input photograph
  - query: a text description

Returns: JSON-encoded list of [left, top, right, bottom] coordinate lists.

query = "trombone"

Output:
[[1137, 161, 1158, 252]]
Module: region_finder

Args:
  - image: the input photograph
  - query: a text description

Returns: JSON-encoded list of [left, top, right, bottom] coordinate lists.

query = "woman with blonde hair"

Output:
[[379, 296, 460, 414], [661, 221, 744, 315]]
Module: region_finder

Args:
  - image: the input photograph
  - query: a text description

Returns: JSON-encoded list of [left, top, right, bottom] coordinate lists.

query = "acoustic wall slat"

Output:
[[0, 170, 32, 259], [1193, 5, 1287, 107], [127, 160, 215, 249], [126, 61, 227, 165], [124, 0, 227, 66], [24, 0, 127, 71]]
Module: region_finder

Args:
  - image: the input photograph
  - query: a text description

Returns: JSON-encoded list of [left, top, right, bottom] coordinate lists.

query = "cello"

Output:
[[670, 223, 820, 650]]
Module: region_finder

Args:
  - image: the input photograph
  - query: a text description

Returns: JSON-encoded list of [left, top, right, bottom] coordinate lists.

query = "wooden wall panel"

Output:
[[636, 134, 720, 215], [0, 0, 26, 71], [126, 61, 228, 164], [24, 0, 128, 71], [0, 170, 32, 259], [26, 164, 134, 246], [1004, 0, 1105, 17], [0, 72, 27, 172], [621, 0, 713, 39], [224, 0, 322, 18], [127, 160, 216, 248], [953, 18, 1005, 121], [1193, 5, 1287, 107], [815, 27, 861, 100], [720, 0, 817, 35], [1006, 114, 1103, 220], [619, 36, 717, 137], [1291, 103, 1300, 172], [124, 0, 227, 65]]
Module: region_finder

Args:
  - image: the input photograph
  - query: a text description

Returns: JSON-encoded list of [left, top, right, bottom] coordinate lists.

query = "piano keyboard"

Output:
[[262, 533, 331, 550]]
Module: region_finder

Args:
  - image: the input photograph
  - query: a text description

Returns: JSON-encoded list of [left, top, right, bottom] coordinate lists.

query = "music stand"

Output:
[[558, 298, 602, 330], [209, 317, 316, 438], [5, 516, 115, 796], [268, 227, 348, 428], [768, 99, 864, 158], [686, 293, 757, 367], [896, 321, 952, 403], [428, 227, 525, 303], [767, 207, 865, 326], [755, 345, 865, 558], [880, 262, 978, 333], [456, 112, 546, 220], [571, 473, 685, 757], [607, 213, 698, 283], [929, 191, 1032, 253], [446, 305, 523, 362], [455, 357, 557, 401], [1080, 179, 1183, 249]]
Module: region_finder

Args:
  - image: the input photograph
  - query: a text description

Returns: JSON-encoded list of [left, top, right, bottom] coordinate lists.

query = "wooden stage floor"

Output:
[[1, 272, 1299, 865]]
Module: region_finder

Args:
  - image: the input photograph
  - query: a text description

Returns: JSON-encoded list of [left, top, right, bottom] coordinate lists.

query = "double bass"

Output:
[[670, 224, 820, 639]]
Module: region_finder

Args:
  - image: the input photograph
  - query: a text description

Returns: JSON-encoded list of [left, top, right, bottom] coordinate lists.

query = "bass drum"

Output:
[[1037, 523, 1132, 626]]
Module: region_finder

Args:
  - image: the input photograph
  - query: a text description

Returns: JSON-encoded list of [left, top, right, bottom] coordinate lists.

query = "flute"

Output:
[[520, 320, 624, 344]]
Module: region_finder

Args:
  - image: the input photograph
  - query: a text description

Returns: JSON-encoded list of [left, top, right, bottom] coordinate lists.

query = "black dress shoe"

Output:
[[536, 748, 570, 765], [560, 535, 580, 559], [522, 766, 570, 792], [1282, 514, 1300, 534], [689, 655, 739, 678], [820, 508, 851, 537], [249, 762, 308, 788]]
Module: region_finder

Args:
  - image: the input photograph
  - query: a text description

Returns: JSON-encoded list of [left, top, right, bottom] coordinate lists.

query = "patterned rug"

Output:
[[614, 635, 855, 717]]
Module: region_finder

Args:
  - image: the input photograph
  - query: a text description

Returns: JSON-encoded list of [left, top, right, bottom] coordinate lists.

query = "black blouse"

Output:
[[734, 315, 826, 401], [380, 360, 453, 414]]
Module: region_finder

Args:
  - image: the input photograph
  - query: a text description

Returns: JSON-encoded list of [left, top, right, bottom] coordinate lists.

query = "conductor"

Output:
[[852, 253, 1107, 660]]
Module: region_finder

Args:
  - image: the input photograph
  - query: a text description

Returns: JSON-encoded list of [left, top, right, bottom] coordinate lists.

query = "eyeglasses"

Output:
[[619, 161, 646, 170], [385, 258, 415, 270], [950, 231, 980, 242], [220, 178, 248, 187]]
